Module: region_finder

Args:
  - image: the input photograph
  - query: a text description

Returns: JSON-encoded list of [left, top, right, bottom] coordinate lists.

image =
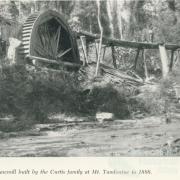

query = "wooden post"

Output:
[[134, 48, 140, 70], [169, 50, 175, 71], [177, 50, 180, 64], [102, 45, 106, 62], [159, 44, 169, 78], [80, 36, 88, 66], [86, 40, 90, 58], [142, 49, 149, 79], [111, 46, 117, 68]]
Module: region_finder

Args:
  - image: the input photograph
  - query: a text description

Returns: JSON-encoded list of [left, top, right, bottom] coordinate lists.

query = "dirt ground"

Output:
[[0, 115, 180, 157]]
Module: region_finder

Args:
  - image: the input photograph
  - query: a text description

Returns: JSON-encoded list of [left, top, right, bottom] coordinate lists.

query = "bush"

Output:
[[130, 77, 175, 116], [0, 65, 81, 131], [2, 63, 174, 132], [79, 84, 131, 119]]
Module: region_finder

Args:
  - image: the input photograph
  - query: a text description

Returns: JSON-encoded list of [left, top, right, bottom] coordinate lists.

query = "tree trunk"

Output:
[[95, 0, 103, 77], [106, 0, 115, 38]]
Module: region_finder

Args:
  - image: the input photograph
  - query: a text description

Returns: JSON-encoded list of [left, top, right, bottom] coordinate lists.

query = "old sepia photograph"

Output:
[[0, 0, 180, 157]]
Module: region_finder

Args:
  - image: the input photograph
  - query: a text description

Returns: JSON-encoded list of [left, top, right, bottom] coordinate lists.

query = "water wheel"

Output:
[[18, 10, 80, 68]]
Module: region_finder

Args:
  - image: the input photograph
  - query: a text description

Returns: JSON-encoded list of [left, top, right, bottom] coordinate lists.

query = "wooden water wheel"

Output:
[[18, 10, 80, 69]]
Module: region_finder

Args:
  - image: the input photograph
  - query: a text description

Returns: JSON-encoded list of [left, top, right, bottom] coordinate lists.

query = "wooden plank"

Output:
[[19, 49, 29, 54], [76, 31, 180, 50], [26, 17, 37, 20], [21, 41, 30, 45], [19, 49, 30, 54], [26, 18, 37, 22], [22, 32, 31, 36], [19, 45, 30, 50], [22, 29, 32, 34], [22, 27, 32, 30], [23, 23, 34, 27], [22, 34, 31, 37], [22, 37, 31, 41], [26, 19, 36, 23]]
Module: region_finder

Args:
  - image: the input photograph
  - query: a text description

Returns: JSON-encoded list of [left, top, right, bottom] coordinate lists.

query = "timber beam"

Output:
[[76, 31, 180, 51], [26, 55, 81, 69]]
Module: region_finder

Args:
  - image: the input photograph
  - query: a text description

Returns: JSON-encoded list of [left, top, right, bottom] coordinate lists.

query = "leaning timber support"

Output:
[[159, 44, 169, 78], [134, 48, 140, 69], [102, 45, 106, 62], [169, 50, 175, 71], [80, 36, 88, 66], [111, 46, 117, 68]]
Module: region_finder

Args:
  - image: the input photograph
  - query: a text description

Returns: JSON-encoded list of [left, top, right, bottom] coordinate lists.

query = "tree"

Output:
[[8, 1, 19, 21]]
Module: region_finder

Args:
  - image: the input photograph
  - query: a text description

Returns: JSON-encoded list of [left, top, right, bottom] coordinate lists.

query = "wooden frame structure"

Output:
[[77, 30, 180, 78], [19, 11, 180, 76]]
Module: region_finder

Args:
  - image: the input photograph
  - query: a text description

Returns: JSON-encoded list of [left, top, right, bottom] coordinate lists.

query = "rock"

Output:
[[96, 112, 114, 123]]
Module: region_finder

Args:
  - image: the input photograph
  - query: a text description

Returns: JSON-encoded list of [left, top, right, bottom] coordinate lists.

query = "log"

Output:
[[76, 30, 180, 50], [26, 55, 81, 68]]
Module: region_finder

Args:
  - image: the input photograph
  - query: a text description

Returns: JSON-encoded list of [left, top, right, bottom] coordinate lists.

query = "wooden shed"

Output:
[[18, 10, 80, 67]]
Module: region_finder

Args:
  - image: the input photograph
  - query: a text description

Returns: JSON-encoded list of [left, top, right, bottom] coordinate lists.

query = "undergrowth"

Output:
[[0, 64, 175, 132]]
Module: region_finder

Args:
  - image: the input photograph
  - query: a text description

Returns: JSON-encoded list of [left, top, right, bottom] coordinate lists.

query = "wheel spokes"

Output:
[[56, 48, 72, 59]]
